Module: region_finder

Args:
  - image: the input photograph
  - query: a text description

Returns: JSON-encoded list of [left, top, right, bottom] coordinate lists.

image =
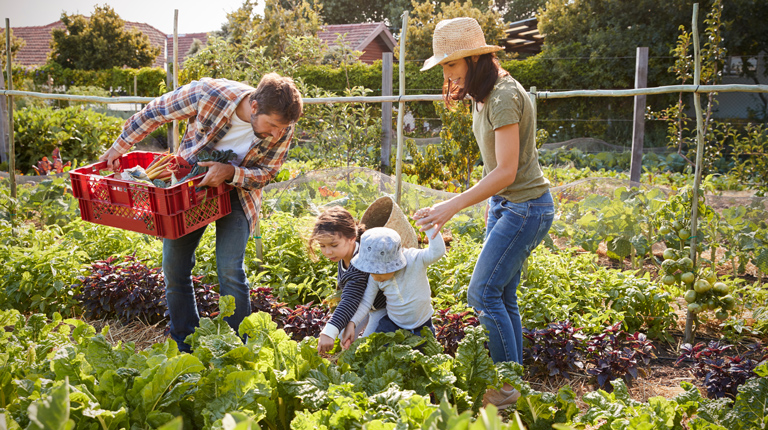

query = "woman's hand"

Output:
[[414, 199, 460, 240], [317, 334, 335, 353]]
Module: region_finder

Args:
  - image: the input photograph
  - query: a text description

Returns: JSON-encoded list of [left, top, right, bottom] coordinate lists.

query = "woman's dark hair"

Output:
[[443, 53, 508, 107], [307, 206, 366, 260]]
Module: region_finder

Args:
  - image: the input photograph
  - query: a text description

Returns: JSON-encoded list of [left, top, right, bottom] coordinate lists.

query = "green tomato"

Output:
[[713, 282, 730, 295], [722, 295, 736, 311], [706, 299, 716, 311], [678, 257, 694, 271], [662, 259, 678, 275], [663, 248, 677, 261], [687, 303, 702, 314], [684, 290, 698, 304], [694, 279, 712, 294], [659, 226, 671, 235], [706, 274, 718, 285], [681, 272, 696, 285], [662, 275, 677, 286], [715, 310, 728, 321], [678, 229, 691, 240], [672, 221, 683, 231]]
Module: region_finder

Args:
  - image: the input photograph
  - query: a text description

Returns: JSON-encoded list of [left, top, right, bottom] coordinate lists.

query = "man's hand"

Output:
[[197, 161, 235, 187], [317, 333, 335, 353], [99, 147, 123, 171]]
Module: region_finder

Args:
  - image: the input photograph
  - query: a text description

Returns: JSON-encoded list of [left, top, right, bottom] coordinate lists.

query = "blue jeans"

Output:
[[467, 191, 554, 364], [163, 189, 251, 352], [376, 314, 436, 337]]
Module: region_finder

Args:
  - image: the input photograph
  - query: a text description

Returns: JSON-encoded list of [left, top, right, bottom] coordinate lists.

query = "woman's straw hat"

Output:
[[361, 196, 419, 249], [421, 17, 504, 71]]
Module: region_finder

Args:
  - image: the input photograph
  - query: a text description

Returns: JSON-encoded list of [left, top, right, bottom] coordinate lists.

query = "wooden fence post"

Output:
[[381, 53, 393, 174], [394, 12, 409, 205], [0, 57, 8, 164], [630, 47, 649, 184], [5, 18, 16, 203]]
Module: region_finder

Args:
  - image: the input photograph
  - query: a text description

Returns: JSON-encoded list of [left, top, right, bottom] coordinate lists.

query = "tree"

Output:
[[498, 0, 547, 23], [0, 29, 26, 70], [537, 0, 699, 90], [406, 0, 506, 63], [216, 0, 322, 60], [316, 0, 411, 26], [50, 5, 160, 70]]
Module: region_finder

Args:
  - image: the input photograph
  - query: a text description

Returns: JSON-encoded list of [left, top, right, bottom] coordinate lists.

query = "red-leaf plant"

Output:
[[585, 322, 656, 391]]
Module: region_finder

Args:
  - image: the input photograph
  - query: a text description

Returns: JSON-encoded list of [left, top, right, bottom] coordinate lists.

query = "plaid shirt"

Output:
[[111, 78, 295, 235]]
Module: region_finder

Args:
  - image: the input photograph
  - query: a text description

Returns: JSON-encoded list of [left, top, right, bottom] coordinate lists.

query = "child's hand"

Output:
[[412, 207, 431, 221], [317, 333, 335, 353], [341, 322, 358, 350]]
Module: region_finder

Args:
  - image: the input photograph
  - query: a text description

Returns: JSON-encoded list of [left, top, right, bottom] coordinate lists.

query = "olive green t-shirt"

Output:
[[472, 74, 550, 203]]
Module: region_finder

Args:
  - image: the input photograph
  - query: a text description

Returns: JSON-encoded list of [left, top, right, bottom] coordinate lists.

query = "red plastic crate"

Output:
[[70, 151, 233, 239]]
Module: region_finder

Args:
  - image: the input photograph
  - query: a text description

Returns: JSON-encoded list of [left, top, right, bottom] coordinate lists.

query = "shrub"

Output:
[[12, 106, 123, 174]]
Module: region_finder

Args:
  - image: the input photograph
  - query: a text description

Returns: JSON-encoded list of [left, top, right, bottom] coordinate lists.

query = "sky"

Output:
[[1, 0, 261, 35]]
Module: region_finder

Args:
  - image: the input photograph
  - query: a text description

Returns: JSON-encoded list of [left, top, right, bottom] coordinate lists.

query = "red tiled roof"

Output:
[[12, 22, 63, 67], [318, 22, 396, 53], [12, 20, 173, 68], [166, 32, 210, 65]]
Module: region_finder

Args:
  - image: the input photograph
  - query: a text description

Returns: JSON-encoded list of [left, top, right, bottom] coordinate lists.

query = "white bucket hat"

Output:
[[421, 17, 504, 71], [351, 227, 407, 274]]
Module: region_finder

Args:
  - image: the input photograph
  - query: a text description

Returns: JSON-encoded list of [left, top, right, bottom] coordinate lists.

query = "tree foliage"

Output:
[[217, 0, 323, 60], [405, 0, 506, 63], [498, 0, 547, 23], [316, 0, 413, 26], [0, 29, 26, 70], [537, 0, 699, 90], [50, 5, 160, 70]]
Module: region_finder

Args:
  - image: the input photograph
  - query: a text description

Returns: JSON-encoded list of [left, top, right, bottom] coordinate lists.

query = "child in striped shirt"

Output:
[[310, 206, 387, 353]]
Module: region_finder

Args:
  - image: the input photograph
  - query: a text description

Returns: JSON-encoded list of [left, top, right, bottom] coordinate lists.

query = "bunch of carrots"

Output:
[[144, 153, 180, 182]]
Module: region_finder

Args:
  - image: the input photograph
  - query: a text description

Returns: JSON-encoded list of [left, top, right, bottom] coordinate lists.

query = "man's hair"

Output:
[[249, 72, 303, 123]]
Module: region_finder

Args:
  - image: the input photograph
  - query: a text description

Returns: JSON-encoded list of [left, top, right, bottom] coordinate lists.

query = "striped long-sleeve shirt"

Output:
[[110, 78, 294, 234], [321, 250, 387, 339]]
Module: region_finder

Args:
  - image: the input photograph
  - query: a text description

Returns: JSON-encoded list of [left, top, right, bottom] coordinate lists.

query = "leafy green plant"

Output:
[[12, 106, 123, 174]]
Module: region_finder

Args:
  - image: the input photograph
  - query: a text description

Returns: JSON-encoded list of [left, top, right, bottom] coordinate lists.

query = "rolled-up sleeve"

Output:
[[111, 81, 203, 154]]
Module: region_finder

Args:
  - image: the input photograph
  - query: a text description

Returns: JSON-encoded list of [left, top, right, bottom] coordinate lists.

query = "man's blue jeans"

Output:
[[467, 191, 554, 364], [163, 189, 251, 352]]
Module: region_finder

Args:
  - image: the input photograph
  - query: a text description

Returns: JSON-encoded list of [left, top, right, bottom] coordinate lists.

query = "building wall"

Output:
[[360, 37, 390, 64]]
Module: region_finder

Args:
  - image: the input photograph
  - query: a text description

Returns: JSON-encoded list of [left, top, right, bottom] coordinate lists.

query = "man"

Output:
[[100, 73, 303, 352]]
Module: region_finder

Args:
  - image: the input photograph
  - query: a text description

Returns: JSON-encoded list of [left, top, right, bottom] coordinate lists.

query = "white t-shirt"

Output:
[[213, 114, 256, 165]]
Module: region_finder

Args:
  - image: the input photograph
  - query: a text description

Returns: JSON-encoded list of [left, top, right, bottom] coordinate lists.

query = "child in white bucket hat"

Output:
[[341, 221, 445, 347]]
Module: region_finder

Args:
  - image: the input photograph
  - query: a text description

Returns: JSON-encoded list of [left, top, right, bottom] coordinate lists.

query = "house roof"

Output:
[[12, 20, 174, 68], [500, 17, 543, 56], [317, 22, 396, 52], [12, 22, 63, 67], [167, 32, 210, 64]]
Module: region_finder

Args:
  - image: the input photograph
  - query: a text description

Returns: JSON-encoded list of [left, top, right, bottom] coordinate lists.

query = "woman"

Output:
[[415, 17, 554, 409]]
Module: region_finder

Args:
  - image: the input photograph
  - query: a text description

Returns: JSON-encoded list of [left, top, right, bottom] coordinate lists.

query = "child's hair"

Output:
[[308, 206, 366, 260]]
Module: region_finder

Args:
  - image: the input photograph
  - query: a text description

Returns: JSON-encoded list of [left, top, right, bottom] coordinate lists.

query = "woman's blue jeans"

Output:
[[163, 189, 251, 352], [467, 191, 554, 364]]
